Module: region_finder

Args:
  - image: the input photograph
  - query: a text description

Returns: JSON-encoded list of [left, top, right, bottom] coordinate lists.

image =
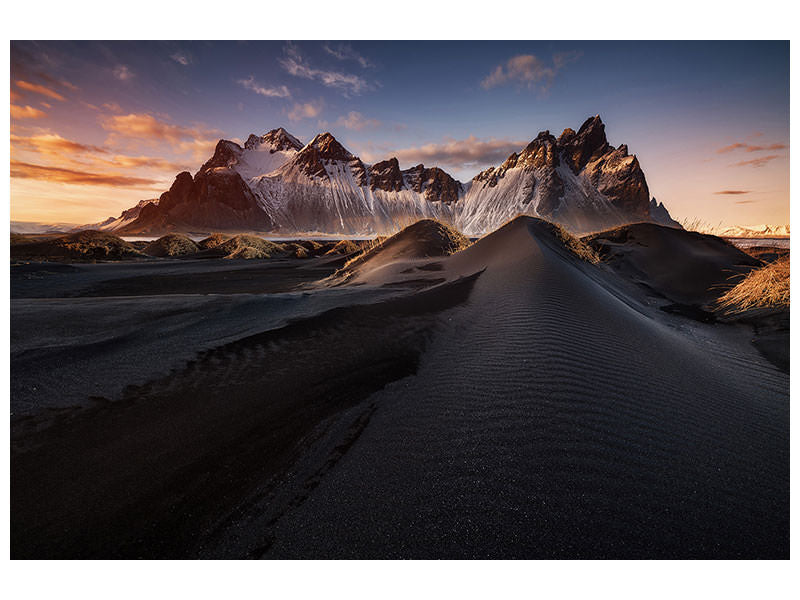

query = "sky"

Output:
[[10, 40, 789, 228]]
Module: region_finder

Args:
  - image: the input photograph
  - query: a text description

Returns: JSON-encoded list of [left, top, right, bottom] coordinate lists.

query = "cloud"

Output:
[[384, 136, 526, 169], [10, 160, 162, 188], [288, 99, 324, 122], [713, 190, 750, 195], [717, 142, 787, 153], [100, 112, 220, 148], [11, 133, 108, 156], [113, 65, 134, 81], [735, 200, 757, 204], [335, 111, 380, 131], [280, 42, 371, 96], [15, 80, 66, 101], [731, 155, 780, 168], [322, 43, 373, 68], [11, 104, 47, 119], [170, 52, 191, 66], [11, 132, 192, 175], [236, 75, 291, 98], [481, 51, 581, 91], [101, 154, 190, 172]]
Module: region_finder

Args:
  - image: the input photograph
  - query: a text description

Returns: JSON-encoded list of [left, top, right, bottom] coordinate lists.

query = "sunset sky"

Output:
[[10, 40, 789, 228]]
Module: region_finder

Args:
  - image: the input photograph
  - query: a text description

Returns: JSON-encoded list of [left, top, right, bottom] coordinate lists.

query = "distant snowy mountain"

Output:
[[11, 221, 82, 234], [716, 224, 790, 238], [84, 117, 681, 236], [77, 198, 159, 232]]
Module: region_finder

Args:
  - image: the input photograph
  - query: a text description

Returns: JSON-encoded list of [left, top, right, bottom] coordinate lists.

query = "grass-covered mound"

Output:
[[10, 230, 143, 262], [198, 233, 230, 250], [143, 234, 200, 257], [215, 235, 285, 259], [323, 239, 360, 256]]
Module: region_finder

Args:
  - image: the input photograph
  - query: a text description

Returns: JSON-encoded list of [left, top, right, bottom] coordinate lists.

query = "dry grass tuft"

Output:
[[717, 255, 789, 313], [541, 220, 600, 264]]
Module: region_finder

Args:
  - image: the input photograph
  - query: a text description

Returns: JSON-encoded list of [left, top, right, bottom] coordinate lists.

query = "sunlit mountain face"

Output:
[[10, 40, 789, 232]]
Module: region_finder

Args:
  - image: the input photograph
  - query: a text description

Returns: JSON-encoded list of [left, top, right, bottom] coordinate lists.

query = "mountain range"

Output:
[[82, 115, 682, 236]]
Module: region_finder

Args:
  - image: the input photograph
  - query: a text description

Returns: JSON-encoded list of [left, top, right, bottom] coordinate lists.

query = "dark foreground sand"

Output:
[[10, 218, 788, 558]]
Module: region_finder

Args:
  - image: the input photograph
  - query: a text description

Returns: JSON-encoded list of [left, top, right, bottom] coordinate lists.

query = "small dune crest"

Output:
[[143, 234, 199, 257], [342, 219, 470, 275], [10, 230, 143, 262]]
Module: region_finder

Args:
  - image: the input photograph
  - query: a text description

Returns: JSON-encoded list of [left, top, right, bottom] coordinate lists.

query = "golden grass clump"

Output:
[[717, 255, 789, 313], [544, 221, 600, 264]]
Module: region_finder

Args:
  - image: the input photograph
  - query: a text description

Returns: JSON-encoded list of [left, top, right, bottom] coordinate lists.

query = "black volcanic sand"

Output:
[[11, 274, 479, 558], [10, 218, 789, 559], [11, 255, 344, 299]]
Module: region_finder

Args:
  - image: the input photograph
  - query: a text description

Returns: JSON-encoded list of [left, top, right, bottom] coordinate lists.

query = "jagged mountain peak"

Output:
[[246, 127, 303, 152], [304, 132, 354, 161], [198, 139, 243, 174]]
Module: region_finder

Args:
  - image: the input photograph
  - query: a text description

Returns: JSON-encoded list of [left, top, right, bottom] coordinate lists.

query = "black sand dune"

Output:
[[10, 217, 788, 559], [336, 218, 470, 283], [584, 223, 762, 305]]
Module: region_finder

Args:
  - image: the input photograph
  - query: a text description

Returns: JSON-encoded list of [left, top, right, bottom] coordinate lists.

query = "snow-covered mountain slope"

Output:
[[249, 133, 461, 234], [95, 117, 681, 236], [458, 116, 679, 235]]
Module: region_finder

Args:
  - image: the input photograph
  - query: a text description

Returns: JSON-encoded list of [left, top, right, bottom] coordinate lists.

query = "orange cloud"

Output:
[[11, 104, 47, 119], [10, 160, 163, 188], [11, 132, 192, 174], [732, 155, 780, 168], [11, 133, 107, 156], [717, 142, 787, 153], [100, 112, 220, 150], [15, 80, 66, 101], [104, 154, 190, 172]]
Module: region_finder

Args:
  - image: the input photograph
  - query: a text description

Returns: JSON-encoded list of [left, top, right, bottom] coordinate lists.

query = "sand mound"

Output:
[[215, 235, 285, 259], [198, 233, 230, 250], [143, 234, 199, 257], [10, 230, 143, 261], [339, 219, 470, 278], [584, 223, 762, 305]]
